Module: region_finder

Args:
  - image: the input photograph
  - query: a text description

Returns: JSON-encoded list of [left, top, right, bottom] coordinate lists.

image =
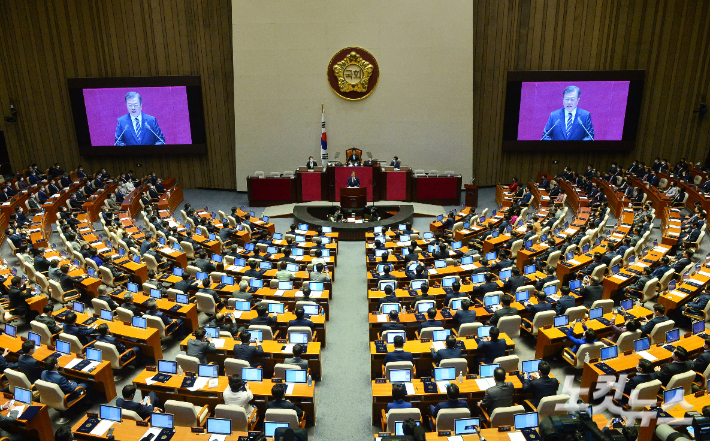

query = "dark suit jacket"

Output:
[[18, 354, 43, 384], [116, 397, 155, 420], [487, 306, 518, 326], [41, 370, 78, 394], [383, 349, 413, 365], [265, 399, 303, 420], [641, 315, 670, 336], [504, 276, 527, 294], [431, 399, 469, 418], [35, 314, 62, 334], [120, 302, 142, 317], [380, 322, 406, 333], [232, 343, 264, 367], [581, 285, 604, 309], [306, 160, 317, 169], [115, 113, 165, 145], [452, 310, 477, 329], [431, 347, 462, 365], [542, 108, 594, 141], [623, 372, 657, 396], [419, 320, 443, 333], [186, 338, 217, 364], [478, 339, 508, 364], [8, 285, 32, 315], [96, 334, 126, 354], [556, 295, 576, 315], [390, 160, 401, 168], [347, 177, 360, 187], [481, 382, 515, 413], [692, 350, 710, 373], [522, 376, 560, 407], [34, 255, 51, 273], [656, 361, 690, 386]]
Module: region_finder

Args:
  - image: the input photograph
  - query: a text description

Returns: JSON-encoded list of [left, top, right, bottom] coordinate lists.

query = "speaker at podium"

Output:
[[340, 187, 367, 209]]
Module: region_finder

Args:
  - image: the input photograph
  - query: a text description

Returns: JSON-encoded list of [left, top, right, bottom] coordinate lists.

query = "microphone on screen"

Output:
[[578, 117, 594, 140], [114, 126, 128, 146], [541, 120, 559, 140], [144, 124, 165, 144]]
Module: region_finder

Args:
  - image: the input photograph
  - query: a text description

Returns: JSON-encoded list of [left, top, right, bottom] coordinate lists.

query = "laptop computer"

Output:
[[241, 367, 263, 382]]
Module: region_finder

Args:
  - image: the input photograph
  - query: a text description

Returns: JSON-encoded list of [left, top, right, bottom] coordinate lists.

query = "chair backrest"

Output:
[[35, 272, 49, 294], [590, 264, 607, 281], [94, 341, 122, 369], [4, 369, 32, 393], [385, 408, 421, 433], [164, 400, 200, 427], [265, 409, 300, 428], [248, 324, 274, 340], [59, 333, 84, 355], [146, 315, 167, 338], [542, 280, 561, 291], [36, 379, 71, 410], [143, 254, 158, 272], [215, 404, 250, 432], [666, 370, 696, 395], [122, 409, 143, 421], [456, 322, 481, 338], [531, 310, 556, 336], [590, 299, 614, 314], [546, 251, 561, 267], [439, 358, 468, 376], [116, 307, 134, 323], [384, 361, 414, 380], [30, 321, 54, 345], [185, 265, 200, 278], [85, 258, 99, 272], [493, 355, 519, 372], [195, 293, 217, 315], [616, 330, 642, 353], [224, 358, 251, 377], [573, 342, 604, 369], [419, 326, 445, 340], [497, 315, 521, 338], [435, 408, 471, 432], [288, 326, 313, 343], [649, 319, 675, 344], [509, 240, 523, 258], [99, 266, 115, 287], [273, 363, 302, 379], [489, 405, 525, 428], [628, 379, 662, 411], [537, 394, 571, 421], [92, 298, 111, 313], [176, 354, 200, 373], [180, 242, 195, 259], [566, 306, 587, 322]]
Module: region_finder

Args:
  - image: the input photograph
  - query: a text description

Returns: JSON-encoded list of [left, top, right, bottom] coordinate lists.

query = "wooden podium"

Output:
[[340, 187, 367, 209], [464, 184, 478, 208]]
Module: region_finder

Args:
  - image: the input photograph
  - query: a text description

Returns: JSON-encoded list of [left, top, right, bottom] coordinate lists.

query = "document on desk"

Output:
[[508, 433, 527, 441], [187, 377, 210, 392], [285, 383, 295, 395], [428, 269, 438, 275], [142, 428, 163, 440], [274, 290, 285, 297], [460, 264, 476, 271], [11, 404, 26, 415], [211, 338, 225, 348], [436, 381, 450, 393], [160, 247, 174, 254], [208, 436, 227, 441], [637, 351, 658, 362], [432, 341, 446, 351], [310, 291, 323, 298], [699, 271, 710, 278], [565, 228, 577, 234], [282, 344, 294, 353], [404, 382, 416, 396], [232, 311, 243, 319], [90, 420, 115, 436], [145, 377, 158, 385], [82, 361, 100, 372], [295, 256, 304, 261], [669, 290, 687, 299], [567, 259, 581, 265], [64, 358, 83, 370], [377, 314, 388, 323], [475, 378, 496, 390]]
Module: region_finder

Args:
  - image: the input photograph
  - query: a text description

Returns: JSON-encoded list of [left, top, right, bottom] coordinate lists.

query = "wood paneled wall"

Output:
[[0, 0, 235, 189], [473, 0, 710, 185]]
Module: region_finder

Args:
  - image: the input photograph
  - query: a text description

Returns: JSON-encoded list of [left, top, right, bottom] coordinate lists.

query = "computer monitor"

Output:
[[298, 223, 308, 231], [485, 252, 497, 260], [244, 243, 255, 251], [524, 265, 536, 275], [377, 263, 392, 273], [176, 294, 189, 305], [566, 252, 574, 260], [3, 324, 15, 337], [86, 347, 102, 362], [259, 262, 272, 270], [540, 234, 548, 242], [544, 285, 558, 295], [471, 274, 485, 284], [196, 272, 208, 280], [452, 241, 462, 250], [268, 303, 285, 314], [127, 282, 138, 293], [204, 327, 219, 338], [554, 315, 569, 327], [621, 299, 633, 310], [87, 267, 96, 278], [570, 279, 581, 290], [308, 282, 324, 291], [198, 364, 219, 378], [394, 420, 422, 436], [286, 263, 299, 272], [514, 412, 539, 430], [159, 237, 166, 245], [99, 309, 113, 322], [634, 337, 650, 352], [302, 304, 319, 316], [388, 369, 412, 383], [666, 328, 680, 344], [664, 387, 684, 405], [132, 316, 147, 329], [273, 233, 283, 240], [499, 269, 511, 279], [434, 260, 447, 269], [524, 240, 533, 249], [56, 340, 71, 355], [291, 248, 304, 256], [151, 413, 174, 429], [454, 418, 480, 435], [432, 329, 452, 342], [241, 367, 263, 382], [72, 301, 85, 313], [295, 235, 306, 243], [582, 245, 590, 253], [285, 370, 308, 384], [212, 254, 223, 263], [450, 299, 463, 310], [322, 226, 332, 233], [14, 387, 32, 405], [262, 216, 269, 223], [386, 331, 406, 344], [100, 405, 122, 422], [375, 249, 387, 258], [479, 363, 499, 378], [442, 277, 456, 287], [249, 279, 263, 288], [264, 422, 289, 438], [233, 301, 250, 311], [601, 346, 618, 361], [589, 307, 603, 320], [119, 248, 126, 256], [437, 214, 444, 222], [411, 280, 425, 290], [150, 288, 162, 299], [521, 359, 541, 373], [417, 301, 435, 313], [234, 257, 247, 266], [423, 232, 434, 240], [694, 321, 706, 335], [173, 267, 184, 276], [484, 295, 499, 306], [612, 265, 620, 274], [516, 290, 530, 302], [463, 222, 471, 230], [206, 418, 231, 435], [381, 304, 400, 314], [27, 331, 41, 346], [289, 332, 309, 344], [158, 359, 178, 374], [491, 231, 500, 238], [278, 281, 293, 290], [132, 254, 140, 263], [477, 326, 492, 338], [400, 235, 411, 243], [433, 367, 456, 381]]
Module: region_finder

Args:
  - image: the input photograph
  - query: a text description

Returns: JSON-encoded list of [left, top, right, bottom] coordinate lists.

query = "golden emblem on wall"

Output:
[[327, 47, 379, 101]]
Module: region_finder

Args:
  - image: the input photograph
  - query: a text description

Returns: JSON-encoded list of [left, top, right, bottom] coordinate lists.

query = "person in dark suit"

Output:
[[63, 312, 96, 345], [525, 291, 553, 315], [555, 286, 576, 315], [534, 239, 559, 269], [491, 250, 513, 272], [565, 319, 596, 353], [35, 304, 63, 334], [244, 261, 263, 279], [41, 356, 91, 401], [0, 348, 17, 375], [473, 273, 499, 298], [581, 276, 604, 309], [232, 331, 264, 367], [619, 359, 656, 404], [120, 292, 143, 317], [477, 327, 508, 364], [347, 172, 360, 188], [430, 335, 462, 366], [486, 294, 518, 326], [390, 156, 401, 168], [640, 303, 671, 337], [96, 323, 141, 363], [116, 385, 162, 420], [680, 290, 710, 325], [8, 276, 35, 321], [479, 367, 514, 414], [194, 250, 216, 273], [96, 285, 119, 311], [378, 285, 401, 307], [541, 86, 594, 141], [145, 299, 182, 334], [306, 156, 318, 169], [265, 383, 303, 420], [283, 344, 309, 371], [441, 212, 455, 231], [387, 384, 412, 411], [691, 338, 710, 374], [413, 284, 436, 304], [671, 249, 694, 274], [419, 308, 443, 334], [186, 328, 217, 364], [197, 278, 223, 308], [289, 307, 315, 331], [346, 152, 361, 165], [429, 384, 470, 418], [250, 304, 278, 328], [376, 265, 397, 282], [405, 264, 428, 282], [539, 174, 550, 189], [624, 266, 653, 300], [452, 299, 477, 331], [17, 341, 43, 384], [655, 346, 691, 386], [206, 313, 240, 337], [521, 361, 559, 407], [114, 92, 165, 145], [33, 248, 51, 273], [579, 252, 604, 278], [503, 267, 527, 294], [535, 266, 558, 291], [403, 244, 419, 264], [383, 336, 413, 365]]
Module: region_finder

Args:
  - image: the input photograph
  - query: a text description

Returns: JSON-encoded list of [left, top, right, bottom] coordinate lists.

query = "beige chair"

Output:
[[214, 404, 258, 432], [626, 277, 658, 307], [664, 370, 696, 396], [59, 334, 86, 355], [85, 259, 99, 273], [48, 280, 80, 304], [143, 254, 158, 272], [565, 306, 587, 322], [210, 272, 227, 284], [497, 315, 521, 338], [0, 304, 21, 324], [509, 240, 523, 259], [590, 264, 607, 281], [116, 307, 134, 323], [526, 394, 571, 421], [439, 358, 468, 376], [484, 404, 525, 428], [248, 324, 277, 340], [180, 242, 196, 260], [195, 293, 217, 315], [91, 298, 111, 313], [176, 354, 201, 373], [4, 369, 38, 398], [521, 310, 555, 337], [624, 379, 663, 411], [273, 363, 302, 379], [30, 320, 56, 345], [589, 299, 614, 314], [429, 408, 471, 432], [383, 361, 415, 380], [694, 363, 710, 391], [288, 326, 315, 343], [224, 358, 251, 377], [602, 330, 642, 353], [658, 269, 676, 293], [493, 355, 519, 373], [457, 322, 482, 338], [266, 408, 306, 429], [418, 326, 446, 340], [562, 342, 604, 369], [546, 250, 562, 268], [94, 341, 137, 381], [381, 408, 421, 433], [185, 265, 200, 277], [649, 320, 675, 345], [121, 409, 144, 421], [35, 272, 50, 295], [166, 288, 184, 301], [35, 379, 87, 424], [146, 315, 176, 339], [164, 400, 209, 427]]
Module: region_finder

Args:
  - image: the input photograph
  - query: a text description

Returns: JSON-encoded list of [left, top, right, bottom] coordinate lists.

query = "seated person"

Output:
[[96, 323, 141, 363], [521, 361, 559, 407], [535, 266, 558, 291], [617, 359, 656, 405], [120, 292, 143, 317], [223, 375, 256, 420], [96, 284, 119, 311], [565, 319, 596, 353], [524, 290, 553, 315], [35, 303, 63, 334], [232, 331, 264, 368], [265, 383, 303, 420], [250, 304, 278, 327], [472, 273, 499, 297], [284, 344, 309, 371], [186, 327, 217, 364], [116, 384, 162, 420], [624, 267, 653, 299], [378, 285, 401, 306], [608, 316, 641, 343], [41, 356, 92, 401], [555, 286, 576, 315], [692, 338, 710, 375], [430, 335, 462, 366], [581, 276, 604, 309], [478, 367, 514, 414], [207, 313, 239, 337], [640, 304, 670, 337], [63, 311, 96, 345], [655, 346, 690, 386], [383, 335, 413, 365], [429, 383, 469, 418], [145, 299, 182, 334], [413, 284, 435, 303], [381, 310, 406, 334], [477, 327, 507, 364], [18, 341, 43, 384], [310, 263, 331, 282], [486, 294, 518, 326], [289, 307, 315, 331], [419, 308, 443, 334], [387, 383, 412, 411], [452, 299, 476, 331]]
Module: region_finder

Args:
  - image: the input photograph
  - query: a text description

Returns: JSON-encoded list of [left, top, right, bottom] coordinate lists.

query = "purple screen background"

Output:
[[83, 86, 192, 146], [517, 81, 630, 141]]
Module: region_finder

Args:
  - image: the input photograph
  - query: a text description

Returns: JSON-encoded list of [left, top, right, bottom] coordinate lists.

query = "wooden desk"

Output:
[[602, 244, 672, 300], [629, 177, 672, 213], [132, 368, 317, 424], [72, 415, 248, 440], [527, 182, 551, 208], [558, 179, 589, 214], [0, 396, 53, 441], [157, 184, 184, 212], [108, 288, 199, 331], [638, 391, 710, 441], [495, 185, 513, 209], [178, 336, 323, 380], [215, 306, 327, 346], [82, 183, 118, 223], [595, 177, 630, 219], [658, 263, 710, 315]]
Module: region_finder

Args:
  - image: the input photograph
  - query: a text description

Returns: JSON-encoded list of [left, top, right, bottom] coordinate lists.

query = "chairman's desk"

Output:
[[0, 334, 117, 402], [0, 396, 53, 441], [534, 305, 654, 359], [527, 182, 551, 208], [72, 416, 250, 441], [107, 287, 199, 331], [558, 179, 590, 214], [579, 333, 707, 402], [52, 308, 163, 361], [371, 373, 520, 424], [178, 335, 322, 381], [215, 306, 327, 344]]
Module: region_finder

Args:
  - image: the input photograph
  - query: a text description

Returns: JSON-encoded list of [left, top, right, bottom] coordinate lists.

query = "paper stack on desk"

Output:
[[475, 378, 496, 390], [90, 420, 115, 436], [187, 377, 210, 392], [637, 351, 658, 361]]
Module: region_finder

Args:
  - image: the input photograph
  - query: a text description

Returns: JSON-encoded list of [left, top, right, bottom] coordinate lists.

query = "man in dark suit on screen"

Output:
[[541, 85, 594, 141], [115, 92, 165, 146]]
